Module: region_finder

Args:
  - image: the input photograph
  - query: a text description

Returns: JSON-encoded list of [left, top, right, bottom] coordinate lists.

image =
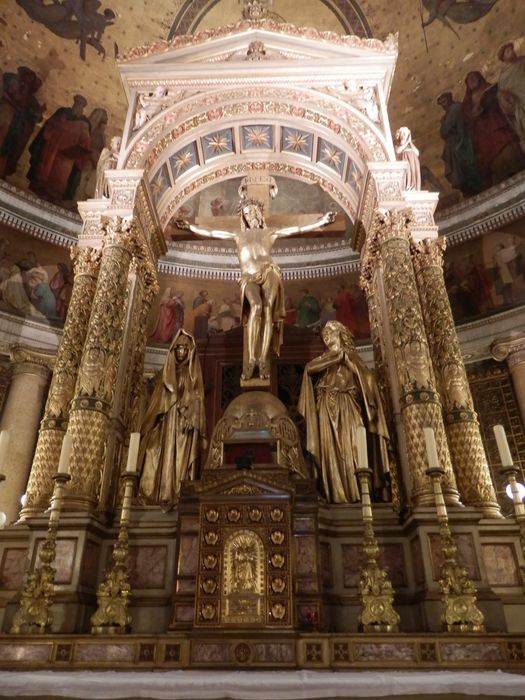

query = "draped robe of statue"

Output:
[[298, 321, 391, 504], [138, 329, 205, 509]]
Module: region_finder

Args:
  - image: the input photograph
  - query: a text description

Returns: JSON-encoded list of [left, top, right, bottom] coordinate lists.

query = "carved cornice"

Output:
[[0, 180, 79, 247], [120, 19, 398, 62], [437, 170, 525, 245]]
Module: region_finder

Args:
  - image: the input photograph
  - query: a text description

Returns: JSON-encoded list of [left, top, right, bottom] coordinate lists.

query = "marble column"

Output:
[[364, 209, 460, 508], [65, 216, 138, 510], [0, 347, 52, 524], [23, 248, 101, 514], [413, 238, 500, 517], [492, 335, 525, 429]]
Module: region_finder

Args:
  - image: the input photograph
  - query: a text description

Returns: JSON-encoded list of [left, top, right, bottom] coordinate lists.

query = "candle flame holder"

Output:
[[356, 467, 399, 633], [10, 472, 70, 634], [426, 466, 484, 633], [500, 464, 525, 592], [90, 471, 138, 634]]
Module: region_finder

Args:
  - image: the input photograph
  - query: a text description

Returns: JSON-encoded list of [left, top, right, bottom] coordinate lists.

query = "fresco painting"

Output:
[[438, 36, 525, 197], [444, 224, 525, 323], [0, 225, 72, 324]]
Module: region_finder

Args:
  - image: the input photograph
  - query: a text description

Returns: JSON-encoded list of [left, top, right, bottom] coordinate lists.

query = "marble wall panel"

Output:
[[80, 539, 100, 589], [128, 545, 167, 589], [320, 542, 333, 588], [178, 534, 199, 577], [0, 643, 50, 662], [440, 643, 504, 662], [353, 642, 415, 661], [0, 547, 28, 589], [191, 642, 230, 663], [410, 538, 425, 585], [343, 542, 406, 588], [482, 543, 521, 586], [294, 535, 317, 577], [253, 642, 295, 663], [429, 532, 480, 581], [342, 543, 361, 588], [75, 644, 135, 662], [35, 538, 76, 585]]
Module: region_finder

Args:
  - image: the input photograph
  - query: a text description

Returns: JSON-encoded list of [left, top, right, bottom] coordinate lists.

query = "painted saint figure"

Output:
[[177, 200, 335, 380], [137, 329, 206, 509], [298, 321, 391, 504]]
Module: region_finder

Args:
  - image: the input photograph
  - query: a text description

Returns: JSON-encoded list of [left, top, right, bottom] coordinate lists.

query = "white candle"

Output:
[[57, 433, 72, 474], [126, 432, 141, 473], [0, 430, 10, 468], [493, 424, 514, 467], [423, 427, 439, 469], [356, 425, 368, 469]]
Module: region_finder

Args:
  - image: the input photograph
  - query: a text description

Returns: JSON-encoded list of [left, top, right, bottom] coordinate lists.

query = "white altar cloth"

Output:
[[0, 670, 524, 699]]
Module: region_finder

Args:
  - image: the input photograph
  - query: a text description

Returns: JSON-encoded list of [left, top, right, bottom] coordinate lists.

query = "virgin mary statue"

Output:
[[138, 329, 206, 509]]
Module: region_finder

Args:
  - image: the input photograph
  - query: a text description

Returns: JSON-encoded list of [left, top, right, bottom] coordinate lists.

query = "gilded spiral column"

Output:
[[23, 248, 101, 514], [126, 257, 159, 434], [66, 217, 138, 510], [368, 209, 460, 508], [412, 238, 500, 517]]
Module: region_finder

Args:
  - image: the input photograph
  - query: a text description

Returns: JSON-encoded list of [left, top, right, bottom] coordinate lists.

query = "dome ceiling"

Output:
[[1, 0, 523, 221]]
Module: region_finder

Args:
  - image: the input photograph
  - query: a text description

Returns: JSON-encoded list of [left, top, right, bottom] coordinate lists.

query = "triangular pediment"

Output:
[[119, 19, 397, 102], [196, 471, 294, 498]]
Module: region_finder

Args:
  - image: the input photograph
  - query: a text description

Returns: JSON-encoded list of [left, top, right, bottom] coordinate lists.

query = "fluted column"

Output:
[[66, 217, 138, 510], [365, 209, 460, 508], [413, 238, 500, 517], [492, 335, 525, 429], [0, 347, 52, 523], [23, 248, 101, 514]]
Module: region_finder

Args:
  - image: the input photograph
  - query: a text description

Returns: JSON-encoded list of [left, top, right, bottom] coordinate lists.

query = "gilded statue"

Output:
[[137, 329, 206, 509], [298, 321, 391, 504], [177, 200, 335, 380]]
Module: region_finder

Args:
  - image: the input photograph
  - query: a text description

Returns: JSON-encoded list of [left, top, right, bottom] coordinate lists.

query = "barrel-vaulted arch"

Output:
[[118, 20, 398, 234], [127, 94, 389, 228]]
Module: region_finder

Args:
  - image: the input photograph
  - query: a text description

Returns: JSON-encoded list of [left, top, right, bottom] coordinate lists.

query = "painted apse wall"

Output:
[[0, 0, 524, 339]]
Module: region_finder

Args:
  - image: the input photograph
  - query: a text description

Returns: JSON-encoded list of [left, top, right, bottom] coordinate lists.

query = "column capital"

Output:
[[402, 191, 439, 242], [71, 246, 102, 277], [9, 345, 55, 379], [411, 236, 446, 273], [491, 334, 525, 367]]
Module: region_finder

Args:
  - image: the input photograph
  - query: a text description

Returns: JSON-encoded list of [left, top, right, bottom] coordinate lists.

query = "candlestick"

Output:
[[493, 425, 514, 467], [356, 425, 368, 469], [126, 433, 141, 473], [57, 433, 72, 474], [423, 427, 439, 469], [0, 430, 10, 468]]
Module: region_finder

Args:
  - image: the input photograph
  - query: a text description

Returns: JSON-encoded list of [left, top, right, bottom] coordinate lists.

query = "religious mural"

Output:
[[0, 225, 72, 324], [444, 223, 525, 323], [0, 1, 524, 209], [437, 36, 525, 198]]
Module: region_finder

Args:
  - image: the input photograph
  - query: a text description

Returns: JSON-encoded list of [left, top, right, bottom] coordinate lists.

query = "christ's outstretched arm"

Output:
[[273, 211, 336, 239], [175, 219, 237, 241]]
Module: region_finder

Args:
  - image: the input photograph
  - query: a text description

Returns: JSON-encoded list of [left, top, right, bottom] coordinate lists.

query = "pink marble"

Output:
[[320, 542, 333, 587], [178, 534, 199, 576], [0, 547, 28, 590], [354, 643, 415, 661], [378, 543, 407, 587], [35, 538, 76, 585], [342, 544, 362, 587], [180, 515, 200, 532], [294, 535, 316, 576], [174, 604, 194, 623], [482, 543, 520, 586], [429, 533, 480, 581], [0, 644, 50, 662], [80, 540, 100, 589], [176, 577, 196, 593], [410, 538, 425, 585], [128, 545, 167, 589], [253, 642, 295, 663], [440, 643, 503, 661], [191, 642, 229, 663], [75, 643, 135, 662]]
